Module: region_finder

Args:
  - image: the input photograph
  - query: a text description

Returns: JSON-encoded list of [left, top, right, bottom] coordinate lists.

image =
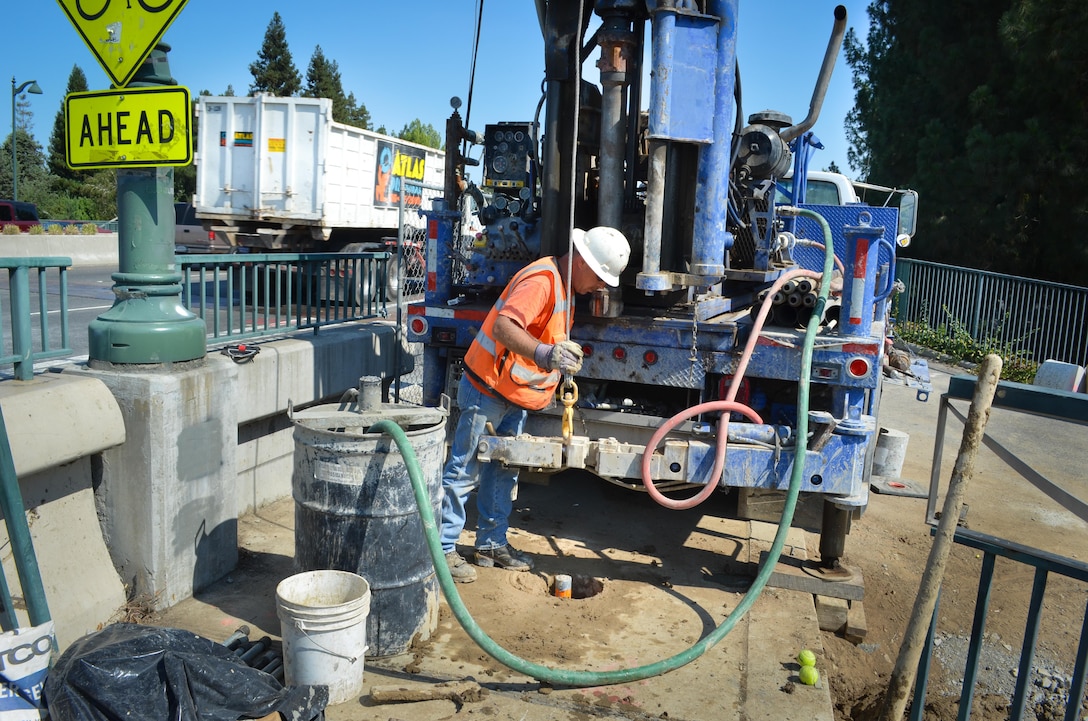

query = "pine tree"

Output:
[[0, 92, 47, 200], [47, 65, 89, 179], [303, 46, 350, 122], [248, 12, 302, 97], [343, 92, 371, 130]]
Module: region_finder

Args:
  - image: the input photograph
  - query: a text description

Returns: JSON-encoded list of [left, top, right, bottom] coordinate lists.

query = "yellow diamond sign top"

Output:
[[57, 0, 190, 87]]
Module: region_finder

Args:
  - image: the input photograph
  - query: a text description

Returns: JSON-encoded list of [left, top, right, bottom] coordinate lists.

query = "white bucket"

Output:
[[276, 570, 370, 705]]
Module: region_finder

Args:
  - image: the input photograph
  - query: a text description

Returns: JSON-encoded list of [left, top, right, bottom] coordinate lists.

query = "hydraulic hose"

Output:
[[639, 267, 821, 510], [372, 208, 836, 687]]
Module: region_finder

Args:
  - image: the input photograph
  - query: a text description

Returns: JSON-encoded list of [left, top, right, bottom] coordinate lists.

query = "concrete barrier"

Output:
[[0, 320, 411, 650], [0, 233, 119, 266], [0, 374, 127, 648]]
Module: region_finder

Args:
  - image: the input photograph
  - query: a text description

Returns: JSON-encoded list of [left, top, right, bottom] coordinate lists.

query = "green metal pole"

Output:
[[0, 406, 51, 626], [88, 44, 205, 365]]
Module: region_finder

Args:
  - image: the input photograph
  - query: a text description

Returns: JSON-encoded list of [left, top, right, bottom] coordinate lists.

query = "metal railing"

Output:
[[0, 258, 72, 381], [910, 527, 1087, 721], [896, 258, 1088, 367], [178, 252, 394, 343]]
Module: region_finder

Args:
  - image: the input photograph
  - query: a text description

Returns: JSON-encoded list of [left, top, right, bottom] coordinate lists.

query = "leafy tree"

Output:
[[843, 0, 1088, 285], [397, 119, 442, 149], [248, 12, 302, 97], [825, 160, 842, 175], [46, 65, 89, 180]]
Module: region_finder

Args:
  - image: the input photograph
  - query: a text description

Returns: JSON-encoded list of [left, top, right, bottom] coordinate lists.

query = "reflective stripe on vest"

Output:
[[463, 257, 571, 410]]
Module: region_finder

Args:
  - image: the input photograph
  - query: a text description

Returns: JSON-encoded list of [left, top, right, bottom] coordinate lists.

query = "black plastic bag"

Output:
[[44, 623, 328, 721]]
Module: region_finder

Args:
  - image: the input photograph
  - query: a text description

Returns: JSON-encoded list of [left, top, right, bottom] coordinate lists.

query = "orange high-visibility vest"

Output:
[[463, 257, 571, 410]]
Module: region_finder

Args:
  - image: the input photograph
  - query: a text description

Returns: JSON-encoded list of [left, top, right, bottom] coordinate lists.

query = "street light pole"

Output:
[[10, 77, 43, 202]]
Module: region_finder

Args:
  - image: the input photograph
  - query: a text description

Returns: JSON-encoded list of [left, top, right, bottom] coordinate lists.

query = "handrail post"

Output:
[[9, 266, 33, 381]]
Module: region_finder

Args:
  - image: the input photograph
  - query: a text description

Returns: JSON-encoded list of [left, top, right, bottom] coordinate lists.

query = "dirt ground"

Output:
[[820, 364, 1087, 721], [423, 360, 1088, 721], [151, 360, 1086, 721]]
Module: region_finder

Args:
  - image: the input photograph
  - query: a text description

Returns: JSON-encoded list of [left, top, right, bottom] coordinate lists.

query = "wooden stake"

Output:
[[879, 354, 1002, 721]]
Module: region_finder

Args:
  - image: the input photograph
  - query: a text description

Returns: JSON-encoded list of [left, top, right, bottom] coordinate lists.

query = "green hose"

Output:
[[371, 208, 836, 686]]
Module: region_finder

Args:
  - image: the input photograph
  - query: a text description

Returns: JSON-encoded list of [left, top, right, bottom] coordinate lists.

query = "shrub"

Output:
[[894, 305, 1039, 383], [1, 225, 21, 235], [80, 224, 99, 235], [44, 224, 64, 234], [28, 225, 45, 235], [63, 224, 82, 235]]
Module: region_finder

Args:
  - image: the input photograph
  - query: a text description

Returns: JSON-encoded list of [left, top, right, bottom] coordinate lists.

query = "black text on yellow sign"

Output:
[[65, 86, 192, 170]]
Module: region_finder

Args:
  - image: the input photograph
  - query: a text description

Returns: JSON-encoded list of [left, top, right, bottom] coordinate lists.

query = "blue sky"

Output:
[[4, 1, 869, 177]]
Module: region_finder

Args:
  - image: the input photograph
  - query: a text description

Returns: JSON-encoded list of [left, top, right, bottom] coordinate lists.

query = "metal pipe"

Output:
[[596, 15, 634, 230], [624, 21, 645, 210], [637, 140, 668, 289], [222, 626, 251, 650], [780, 6, 848, 144], [239, 636, 271, 664], [691, 0, 739, 278], [541, 79, 564, 255]]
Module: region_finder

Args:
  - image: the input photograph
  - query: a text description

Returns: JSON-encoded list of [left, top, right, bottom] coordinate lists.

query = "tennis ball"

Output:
[[797, 649, 817, 667], [799, 665, 820, 686]]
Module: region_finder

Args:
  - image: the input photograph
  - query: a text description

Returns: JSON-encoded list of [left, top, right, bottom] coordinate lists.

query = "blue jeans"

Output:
[[440, 374, 527, 553]]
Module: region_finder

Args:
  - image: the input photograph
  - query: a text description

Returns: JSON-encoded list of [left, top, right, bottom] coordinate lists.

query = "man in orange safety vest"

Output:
[[441, 226, 631, 583]]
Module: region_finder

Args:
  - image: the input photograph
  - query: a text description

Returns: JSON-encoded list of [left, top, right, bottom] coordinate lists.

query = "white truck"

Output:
[[779, 170, 919, 240], [194, 95, 445, 252]]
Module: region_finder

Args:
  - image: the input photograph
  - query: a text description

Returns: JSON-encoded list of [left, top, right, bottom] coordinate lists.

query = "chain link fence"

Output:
[[391, 183, 446, 406]]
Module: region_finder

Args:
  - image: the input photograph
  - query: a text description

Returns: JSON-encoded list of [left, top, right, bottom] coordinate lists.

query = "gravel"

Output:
[[931, 632, 1086, 719]]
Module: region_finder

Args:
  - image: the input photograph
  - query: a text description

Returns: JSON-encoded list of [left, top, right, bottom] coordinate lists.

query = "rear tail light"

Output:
[[846, 357, 871, 379]]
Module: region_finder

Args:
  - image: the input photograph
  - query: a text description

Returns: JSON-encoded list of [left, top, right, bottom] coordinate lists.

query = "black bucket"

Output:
[[291, 394, 446, 657]]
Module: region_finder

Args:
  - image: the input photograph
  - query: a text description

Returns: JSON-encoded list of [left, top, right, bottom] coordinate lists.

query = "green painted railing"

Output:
[[896, 258, 1088, 367], [177, 251, 394, 343], [0, 258, 73, 381]]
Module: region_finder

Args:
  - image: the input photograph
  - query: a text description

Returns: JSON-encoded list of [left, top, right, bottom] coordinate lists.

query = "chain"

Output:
[[689, 298, 705, 388], [689, 304, 699, 362]]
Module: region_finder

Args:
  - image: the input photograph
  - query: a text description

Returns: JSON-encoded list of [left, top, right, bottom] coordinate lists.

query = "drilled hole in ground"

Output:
[[551, 574, 604, 599]]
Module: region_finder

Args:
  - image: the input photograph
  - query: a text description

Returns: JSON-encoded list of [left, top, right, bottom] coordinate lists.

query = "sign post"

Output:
[[86, 43, 206, 366]]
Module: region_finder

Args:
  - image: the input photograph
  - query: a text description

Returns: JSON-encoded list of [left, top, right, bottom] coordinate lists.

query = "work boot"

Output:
[[474, 545, 534, 571], [445, 550, 477, 583]]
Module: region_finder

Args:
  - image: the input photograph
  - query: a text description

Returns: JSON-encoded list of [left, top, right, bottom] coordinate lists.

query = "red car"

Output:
[[0, 200, 42, 231]]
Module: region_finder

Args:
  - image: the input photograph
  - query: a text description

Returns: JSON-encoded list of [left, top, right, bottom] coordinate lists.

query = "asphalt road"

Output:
[[0, 264, 118, 364]]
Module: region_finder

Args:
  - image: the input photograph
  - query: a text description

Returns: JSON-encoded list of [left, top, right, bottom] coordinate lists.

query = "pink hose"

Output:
[[640, 401, 763, 509], [639, 268, 825, 510]]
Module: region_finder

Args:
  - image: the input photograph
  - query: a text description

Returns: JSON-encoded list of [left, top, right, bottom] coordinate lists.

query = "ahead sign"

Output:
[[65, 86, 192, 169], [56, 0, 189, 87]]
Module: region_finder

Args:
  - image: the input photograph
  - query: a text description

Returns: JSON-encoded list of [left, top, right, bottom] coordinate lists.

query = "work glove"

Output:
[[533, 340, 584, 375]]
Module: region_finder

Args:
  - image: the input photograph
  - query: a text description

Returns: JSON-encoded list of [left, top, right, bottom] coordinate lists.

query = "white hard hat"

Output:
[[572, 226, 630, 287]]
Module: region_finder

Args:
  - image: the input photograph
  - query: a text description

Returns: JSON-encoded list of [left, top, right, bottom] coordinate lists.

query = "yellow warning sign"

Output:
[[56, 0, 189, 87], [65, 86, 192, 169]]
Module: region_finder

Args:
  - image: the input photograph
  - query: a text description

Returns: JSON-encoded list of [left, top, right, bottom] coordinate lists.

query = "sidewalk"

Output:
[[158, 475, 837, 720]]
